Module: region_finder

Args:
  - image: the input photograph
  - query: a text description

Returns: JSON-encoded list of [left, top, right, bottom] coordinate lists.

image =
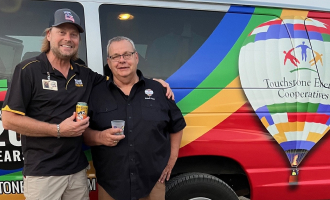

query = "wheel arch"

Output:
[[171, 155, 250, 197]]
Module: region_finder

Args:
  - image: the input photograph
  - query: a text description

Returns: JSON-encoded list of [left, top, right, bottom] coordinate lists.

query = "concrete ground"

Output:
[[239, 197, 250, 200]]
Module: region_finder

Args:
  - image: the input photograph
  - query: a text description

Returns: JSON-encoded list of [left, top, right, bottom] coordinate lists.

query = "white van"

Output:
[[1, 0, 330, 200]]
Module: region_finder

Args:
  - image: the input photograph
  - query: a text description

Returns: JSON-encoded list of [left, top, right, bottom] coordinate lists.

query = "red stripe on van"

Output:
[[308, 11, 330, 19], [0, 91, 6, 101]]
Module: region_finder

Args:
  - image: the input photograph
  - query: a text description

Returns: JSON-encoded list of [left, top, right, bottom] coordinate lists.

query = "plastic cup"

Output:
[[111, 120, 125, 135]]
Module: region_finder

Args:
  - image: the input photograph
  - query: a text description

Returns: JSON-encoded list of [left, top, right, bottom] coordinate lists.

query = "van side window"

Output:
[[99, 4, 223, 80], [0, 1, 86, 86]]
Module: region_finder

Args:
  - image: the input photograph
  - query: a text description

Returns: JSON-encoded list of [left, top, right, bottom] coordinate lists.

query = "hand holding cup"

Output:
[[111, 120, 125, 135]]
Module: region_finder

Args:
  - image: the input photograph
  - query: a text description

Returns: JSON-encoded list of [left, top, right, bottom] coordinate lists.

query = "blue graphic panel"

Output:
[[167, 11, 253, 102]]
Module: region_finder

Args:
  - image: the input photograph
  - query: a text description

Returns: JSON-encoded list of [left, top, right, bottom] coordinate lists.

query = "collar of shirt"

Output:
[[37, 52, 81, 77], [106, 69, 145, 88]]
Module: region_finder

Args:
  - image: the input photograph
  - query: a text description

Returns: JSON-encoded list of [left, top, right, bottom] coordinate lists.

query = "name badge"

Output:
[[42, 79, 58, 91]]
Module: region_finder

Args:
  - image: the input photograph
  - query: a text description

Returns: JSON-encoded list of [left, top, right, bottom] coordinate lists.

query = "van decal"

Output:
[[239, 14, 330, 183], [167, 7, 254, 102]]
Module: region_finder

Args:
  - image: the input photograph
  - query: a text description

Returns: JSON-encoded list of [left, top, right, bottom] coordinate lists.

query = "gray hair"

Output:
[[107, 36, 136, 57]]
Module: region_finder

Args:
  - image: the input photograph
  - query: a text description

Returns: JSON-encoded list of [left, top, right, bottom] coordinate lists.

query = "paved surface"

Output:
[[239, 197, 250, 200]]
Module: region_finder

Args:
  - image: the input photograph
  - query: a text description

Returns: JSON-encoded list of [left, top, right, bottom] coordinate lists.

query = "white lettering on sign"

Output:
[[0, 120, 21, 147], [0, 150, 22, 162], [0, 181, 24, 194], [88, 178, 96, 191], [0, 178, 95, 195]]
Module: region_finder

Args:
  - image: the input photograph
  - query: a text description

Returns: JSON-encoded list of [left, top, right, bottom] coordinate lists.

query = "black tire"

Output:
[[166, 172, 238, 200]]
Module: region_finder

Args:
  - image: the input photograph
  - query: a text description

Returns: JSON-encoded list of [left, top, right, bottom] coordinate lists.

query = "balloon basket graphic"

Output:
[[289, 167, 299, 185], [286, 150, 306, 185]]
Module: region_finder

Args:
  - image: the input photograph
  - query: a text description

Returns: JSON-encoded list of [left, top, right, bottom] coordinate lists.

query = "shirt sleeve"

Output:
[[166, 89, 186, 133], [91, 71, 107, 87], [2, 62, 33, 115]]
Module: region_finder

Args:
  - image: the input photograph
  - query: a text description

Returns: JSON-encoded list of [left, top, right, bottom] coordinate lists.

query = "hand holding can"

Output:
[[76, 102, 88, 121]]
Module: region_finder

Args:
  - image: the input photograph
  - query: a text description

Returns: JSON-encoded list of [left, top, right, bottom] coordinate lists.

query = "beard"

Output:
[[50, 44, 78, 60]]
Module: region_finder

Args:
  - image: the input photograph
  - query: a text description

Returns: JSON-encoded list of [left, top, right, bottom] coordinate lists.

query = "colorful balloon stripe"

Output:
[[280, 140, 315, 151], [256, 103, 319, 116], [244, 15, 330, 47], [322, 33, 330, 42], [307, 130, 329, 143], [253, 24, 322, 42], [257, 105, 330, 126], [254, 18, 281, 29], [317, 103, 330, 114], [266, 102, 319, 113], [256, 106, 275, 125], [287, 112, 330, 124], [303, 25, 330, 35], [276, 122, 305, 132], [266, 121, 328, 143]]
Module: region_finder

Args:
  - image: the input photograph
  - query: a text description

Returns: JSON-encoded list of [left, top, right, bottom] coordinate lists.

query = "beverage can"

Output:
[[76, 102, 88, 121]]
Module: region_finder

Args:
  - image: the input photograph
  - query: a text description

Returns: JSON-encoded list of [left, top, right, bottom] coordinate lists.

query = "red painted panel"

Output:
[[178, 102, 330, 200]]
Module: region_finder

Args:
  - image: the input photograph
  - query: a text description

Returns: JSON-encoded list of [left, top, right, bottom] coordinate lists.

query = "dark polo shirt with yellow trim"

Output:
[[2, 52, 105, 176]]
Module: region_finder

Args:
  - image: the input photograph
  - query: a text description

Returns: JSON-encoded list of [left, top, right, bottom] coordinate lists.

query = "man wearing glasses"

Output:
[[83, 36, 186, 200]]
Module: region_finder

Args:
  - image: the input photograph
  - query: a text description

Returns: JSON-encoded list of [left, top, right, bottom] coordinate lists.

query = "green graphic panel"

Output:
[[178, 7, 282, 115]]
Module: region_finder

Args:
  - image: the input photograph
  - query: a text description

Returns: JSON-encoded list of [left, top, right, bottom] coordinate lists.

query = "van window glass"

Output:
[[0, 1, 86, 86], [99, 4, 223, 80]]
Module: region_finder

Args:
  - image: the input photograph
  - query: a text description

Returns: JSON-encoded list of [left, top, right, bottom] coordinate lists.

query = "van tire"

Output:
[[166, 172, 238, 200]]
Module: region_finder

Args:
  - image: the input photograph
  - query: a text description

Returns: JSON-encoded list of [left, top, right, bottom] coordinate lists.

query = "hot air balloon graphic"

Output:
[[239, 16, 330, 184]]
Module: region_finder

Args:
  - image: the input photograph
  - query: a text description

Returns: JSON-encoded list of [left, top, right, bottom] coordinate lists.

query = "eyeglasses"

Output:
[[108, 51, 136, 61]]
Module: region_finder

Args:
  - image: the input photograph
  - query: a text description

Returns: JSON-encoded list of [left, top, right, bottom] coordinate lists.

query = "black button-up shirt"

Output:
[[2, 52, 105, 176], [89, 70, 186, 200]]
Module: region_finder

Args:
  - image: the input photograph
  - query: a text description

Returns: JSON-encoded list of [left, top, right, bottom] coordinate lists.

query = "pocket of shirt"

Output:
[[141, 100, 169, 122], [94, 105, 118, 126]]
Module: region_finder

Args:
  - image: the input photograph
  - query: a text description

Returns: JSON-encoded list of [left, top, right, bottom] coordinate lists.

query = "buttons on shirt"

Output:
[[129, 144, 133, 147]]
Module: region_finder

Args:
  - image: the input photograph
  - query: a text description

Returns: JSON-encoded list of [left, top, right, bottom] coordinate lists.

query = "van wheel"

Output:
[[166, 172, 238, 200]]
